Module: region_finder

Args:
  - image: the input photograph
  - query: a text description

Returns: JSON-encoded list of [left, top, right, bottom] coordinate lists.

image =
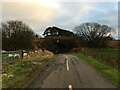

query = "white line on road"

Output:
[[66, 59, 69, 71], [69, 85, 73, 90], [65, 56, 69, 71]]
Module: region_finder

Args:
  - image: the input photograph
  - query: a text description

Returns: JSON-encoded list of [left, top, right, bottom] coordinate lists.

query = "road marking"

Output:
[[66, 56, 69, 71], [66, 59, 69, 70], [69, 85, 72, 90]]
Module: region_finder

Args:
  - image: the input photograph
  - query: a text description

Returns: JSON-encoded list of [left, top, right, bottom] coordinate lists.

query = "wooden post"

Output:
[[21, 50, 23, 60]]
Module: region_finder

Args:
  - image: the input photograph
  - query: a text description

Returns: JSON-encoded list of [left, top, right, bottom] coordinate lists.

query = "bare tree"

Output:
[[73, 22, 115, 47], [1, 20, 35, 50]]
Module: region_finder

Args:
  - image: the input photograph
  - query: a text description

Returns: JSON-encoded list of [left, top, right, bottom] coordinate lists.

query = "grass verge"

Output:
[[73, 53, 119, 86], [2, 55, 57, 88]]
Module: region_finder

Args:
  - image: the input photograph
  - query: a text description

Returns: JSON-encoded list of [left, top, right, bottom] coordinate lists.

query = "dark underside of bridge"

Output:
[[42, 37, 80, 54], [54, 42, 67, 53]]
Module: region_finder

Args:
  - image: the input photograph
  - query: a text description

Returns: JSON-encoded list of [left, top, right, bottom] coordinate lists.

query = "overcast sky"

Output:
[[1, 0, 119, 39]]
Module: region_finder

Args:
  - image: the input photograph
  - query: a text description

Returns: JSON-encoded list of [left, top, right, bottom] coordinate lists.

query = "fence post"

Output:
[[21, 50, 23, 60]]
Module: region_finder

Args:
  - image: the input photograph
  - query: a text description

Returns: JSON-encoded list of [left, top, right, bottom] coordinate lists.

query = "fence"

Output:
[[2, 50, 22, 64]]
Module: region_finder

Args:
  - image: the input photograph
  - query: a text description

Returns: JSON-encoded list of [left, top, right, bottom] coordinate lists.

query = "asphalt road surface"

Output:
[[29, 54, 116, 88]]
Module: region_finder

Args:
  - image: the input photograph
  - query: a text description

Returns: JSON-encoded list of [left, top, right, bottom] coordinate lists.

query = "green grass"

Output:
[[73, 53, 119, 86], [2, 61, 35, 88], [85, 48, 119, 59], [2, 54, 57, 88]]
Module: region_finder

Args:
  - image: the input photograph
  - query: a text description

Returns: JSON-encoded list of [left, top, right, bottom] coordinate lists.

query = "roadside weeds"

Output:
[[73, 53, 119, 86], [2, 55, 57, 88]]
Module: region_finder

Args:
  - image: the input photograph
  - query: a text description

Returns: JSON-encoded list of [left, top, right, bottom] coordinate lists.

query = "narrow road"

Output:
[[30, 54, 116, 88]]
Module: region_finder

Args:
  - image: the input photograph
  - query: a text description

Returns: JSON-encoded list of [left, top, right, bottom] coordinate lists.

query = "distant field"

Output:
[[78, 48, 119, 66], [85, 48, 119, 59]]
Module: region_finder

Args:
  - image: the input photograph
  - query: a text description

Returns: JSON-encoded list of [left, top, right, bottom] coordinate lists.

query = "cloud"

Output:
[[2, 2, 59, 29], [82, 2, 118, 39], [1, 1, 118, 39], [48, 2, 97, 29], [1, 0, 119, 2]]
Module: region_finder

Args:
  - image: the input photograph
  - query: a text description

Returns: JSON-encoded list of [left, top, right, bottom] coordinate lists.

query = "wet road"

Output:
[[30, 54, 116, 88]]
